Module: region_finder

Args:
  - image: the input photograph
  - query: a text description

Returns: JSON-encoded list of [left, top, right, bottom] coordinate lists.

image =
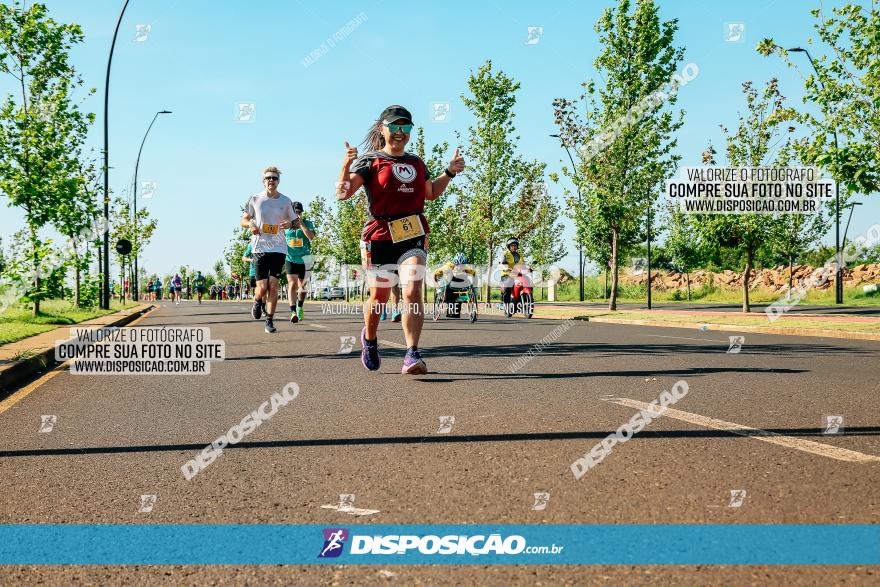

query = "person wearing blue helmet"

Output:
[[433, 252, 475, 318]]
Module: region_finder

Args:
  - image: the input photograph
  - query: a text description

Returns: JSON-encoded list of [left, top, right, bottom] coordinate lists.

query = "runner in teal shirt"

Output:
[[243, 242, 257, 281], [284, 201, 316, 322], [242, 242, 263, 315]]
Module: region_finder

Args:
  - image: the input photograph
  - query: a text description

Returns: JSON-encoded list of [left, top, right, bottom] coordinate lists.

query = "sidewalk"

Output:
[[533, 304, 880, 341], [0, 304, 154, 394], [536, 301, 880, 316]]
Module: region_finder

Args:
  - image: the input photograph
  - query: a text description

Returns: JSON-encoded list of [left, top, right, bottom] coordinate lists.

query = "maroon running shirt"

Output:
[[351, 150, 430, 241]]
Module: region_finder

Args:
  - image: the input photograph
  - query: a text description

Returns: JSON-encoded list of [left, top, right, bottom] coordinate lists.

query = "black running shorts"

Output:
[[253, 252, 285, 281], [285, 261, 306, 280]]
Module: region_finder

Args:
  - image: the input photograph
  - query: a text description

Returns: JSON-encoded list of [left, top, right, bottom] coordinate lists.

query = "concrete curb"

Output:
[[0, 304, 156, 395], [535, 313, 880, 341]]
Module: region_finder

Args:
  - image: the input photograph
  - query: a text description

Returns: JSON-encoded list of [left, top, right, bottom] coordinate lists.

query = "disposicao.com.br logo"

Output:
[[318, 528, 563, 558]]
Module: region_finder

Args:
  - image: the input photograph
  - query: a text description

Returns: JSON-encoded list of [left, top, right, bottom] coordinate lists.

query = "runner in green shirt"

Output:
[[242, 242, 264, 319], [284, 201, 316, 323], [193, 271, 207, 304]]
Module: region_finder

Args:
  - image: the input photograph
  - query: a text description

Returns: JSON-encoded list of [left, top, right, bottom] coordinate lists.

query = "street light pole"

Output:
[[132, 110, 171, 301], [646, 207, 652, 310], [103, 0, 132, 309], [550, 134, 585, 302], [788, 47, 843, 304]]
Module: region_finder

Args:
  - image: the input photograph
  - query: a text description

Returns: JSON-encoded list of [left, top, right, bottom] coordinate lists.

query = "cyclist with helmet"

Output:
[[433, 252, 476, 318], [499, 237, 523, 317]]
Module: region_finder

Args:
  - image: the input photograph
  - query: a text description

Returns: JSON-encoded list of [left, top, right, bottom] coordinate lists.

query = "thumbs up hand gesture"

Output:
[[448, 146, 465, 174], [343, 141, 359, 167]]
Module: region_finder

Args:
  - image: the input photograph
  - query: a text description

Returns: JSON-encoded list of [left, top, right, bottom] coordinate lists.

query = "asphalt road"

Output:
[[1, 300, 878, 584]]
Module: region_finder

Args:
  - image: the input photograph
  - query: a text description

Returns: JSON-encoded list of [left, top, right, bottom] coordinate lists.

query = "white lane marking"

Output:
[[379, 339, 408, 349], [320, 504, 380, 516], [644, 334, 726, 343], [605, 397, 880, 463], [310, 323, 328, 329]]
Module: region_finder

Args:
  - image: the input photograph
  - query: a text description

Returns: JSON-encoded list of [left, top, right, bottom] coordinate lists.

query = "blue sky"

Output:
[[1, 0, 876, 275]]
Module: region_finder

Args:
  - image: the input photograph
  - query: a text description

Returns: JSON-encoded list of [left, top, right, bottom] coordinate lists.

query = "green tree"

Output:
[[455, 60, 534, 300], [111, 196, 156, 290], [516, 175, 567, 293], [1, 229, 67, 309], [213, 260, 227, 284], [330, 190, 368, 266], [410, 127, 457, 266], [758, 3, 880, 196], [0, 1, 95, 314], [57, 157, 102, 307], [329, 190, 369, 291], [306, 194, 333, 287], [692, 80, 796, 312], [225, 227, 250, 283], [553, 0, 685, 310], [769, 143, 830, 297], [663, 204, 703, 300]]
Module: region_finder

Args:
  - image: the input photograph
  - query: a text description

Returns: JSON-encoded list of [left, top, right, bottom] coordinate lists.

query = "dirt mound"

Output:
[[620, 263, 880, 292]]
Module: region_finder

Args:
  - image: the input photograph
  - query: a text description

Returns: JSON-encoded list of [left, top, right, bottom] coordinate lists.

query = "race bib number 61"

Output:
[[388, 215, 425, 243]]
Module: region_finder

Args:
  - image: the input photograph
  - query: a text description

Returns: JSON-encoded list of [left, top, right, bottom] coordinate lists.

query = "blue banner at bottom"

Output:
[[0, 524, 877, 565]]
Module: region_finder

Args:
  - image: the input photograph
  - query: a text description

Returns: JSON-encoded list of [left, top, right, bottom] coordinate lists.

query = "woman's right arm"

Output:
[[338, 141, 365, 200]]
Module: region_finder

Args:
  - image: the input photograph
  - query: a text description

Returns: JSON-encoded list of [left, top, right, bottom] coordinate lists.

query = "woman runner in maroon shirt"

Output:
[[338, 105, 465, 374]]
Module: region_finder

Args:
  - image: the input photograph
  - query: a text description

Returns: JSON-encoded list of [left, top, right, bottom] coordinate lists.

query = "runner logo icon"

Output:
[[392, 163, 416, 184], [319, 528, 349, 558]]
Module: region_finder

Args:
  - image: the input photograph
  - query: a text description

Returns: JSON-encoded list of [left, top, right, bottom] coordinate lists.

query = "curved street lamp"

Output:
[[132, 110, 172, 301], [788, 47, 843, 304], [102, 0, 132, 309]]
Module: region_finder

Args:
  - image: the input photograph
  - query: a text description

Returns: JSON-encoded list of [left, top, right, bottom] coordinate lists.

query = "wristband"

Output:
[[444, 167, 457, 179]]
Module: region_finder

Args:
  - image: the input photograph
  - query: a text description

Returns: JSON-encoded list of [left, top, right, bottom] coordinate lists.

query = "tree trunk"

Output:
[[686, 271, 691, 301], [742, 249, 753, 313], [31, 224, 40, 316], [97, 244, 103, 309], [74, 244, 81, 308], [609, 228, 620, 311], [486, 239, 494, 304], [788, 254, 794, 300]]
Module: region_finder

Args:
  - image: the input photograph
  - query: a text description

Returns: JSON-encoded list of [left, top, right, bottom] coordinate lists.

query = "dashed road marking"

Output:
[[320, 504, 380, 516], [606, 397, 880, 463]]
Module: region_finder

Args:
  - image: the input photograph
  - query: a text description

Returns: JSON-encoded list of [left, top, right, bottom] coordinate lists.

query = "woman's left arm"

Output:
[[427, 147, 465, 201]]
